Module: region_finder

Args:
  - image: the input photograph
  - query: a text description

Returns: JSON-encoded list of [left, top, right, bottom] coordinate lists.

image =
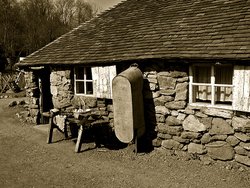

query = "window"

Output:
[[189, 64, 233, 108], [74, 67, 93, 95]]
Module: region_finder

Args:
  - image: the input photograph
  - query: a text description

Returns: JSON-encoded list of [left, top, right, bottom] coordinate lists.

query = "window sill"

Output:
[[189, 102, 233, 110], [75, 93, 94, 97]]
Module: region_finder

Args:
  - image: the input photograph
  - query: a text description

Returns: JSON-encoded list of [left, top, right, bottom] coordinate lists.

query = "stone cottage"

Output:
[[17, 0, 250, 166]]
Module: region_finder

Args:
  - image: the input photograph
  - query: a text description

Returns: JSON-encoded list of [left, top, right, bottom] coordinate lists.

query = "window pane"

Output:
[[86, 82, 93, 94], [215, 86, 232, 103], [76, 81, 85, 94], [86, 67, 92, 80], [194, 85, 211, 103], [76, 67, 84, 79], [193, 66, 211, 83], [215, 65, 233, 84]]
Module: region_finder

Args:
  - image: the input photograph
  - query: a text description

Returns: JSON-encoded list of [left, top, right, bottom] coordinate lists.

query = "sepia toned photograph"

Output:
[[0, 0, 250, 187]]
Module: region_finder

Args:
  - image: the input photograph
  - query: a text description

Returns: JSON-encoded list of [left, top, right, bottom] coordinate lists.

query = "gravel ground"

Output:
[[0, 97, 250, 188]]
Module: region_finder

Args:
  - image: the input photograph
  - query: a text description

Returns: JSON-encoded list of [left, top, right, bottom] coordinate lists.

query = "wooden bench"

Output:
[[43, 111, 109, 153]]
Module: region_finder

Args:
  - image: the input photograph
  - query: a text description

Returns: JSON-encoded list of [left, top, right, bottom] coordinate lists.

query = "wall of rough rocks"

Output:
[[142, 62, 250, 167], [24, 71, 40, 124], [49, 68, 114, 128], [24, 62, 250, 167]]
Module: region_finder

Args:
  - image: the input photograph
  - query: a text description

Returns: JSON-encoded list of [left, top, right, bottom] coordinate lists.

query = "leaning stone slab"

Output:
[[201, 107, 233, 119], [206, 141, 235, 161], [235, 154, 250, 167], [183, 115, 207, 132], [209, 118, 234, 135], [188, 143, 207, 154]]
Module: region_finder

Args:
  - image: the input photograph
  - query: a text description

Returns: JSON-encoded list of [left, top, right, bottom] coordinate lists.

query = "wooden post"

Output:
[[211, 65, 215, 106], [189, 65, 193, 104]]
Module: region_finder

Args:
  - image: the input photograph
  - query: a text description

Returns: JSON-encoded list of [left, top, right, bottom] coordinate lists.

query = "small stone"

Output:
[[209, 118, 234, 135], [157, 123, 183, 136], [226, 136, 240, 146], [166, 116, 182, 126], [152, 138, 162, 147], [162, 139, 183, 150], [195, 112, 208, 118], [234, 133, 250, 142], [158, 76, 176, 90], [234, 146, 248, 156], [183, 115, 207, 132], [235, 154, 250, 167], [175, 82, 188, 101], [181, 131, 201, 139], [171, 110, 179, 117], [201, 107, 233, 119], [156, 114, 165, 123], [157, 133, 172, 139], [155, 106, 170, 115], [160, 89, 175, 96], [240, 142, 250, 151], [232, 116, 250, 133], [165, 101, 186, 110], [188, 143, 206, 154], [200, 156, 213, 165], [173, 136, 190, 144], [201, 133, 211, 144], [184, 107, 195, 115], [177, 113, 186, 121], [154, 96, 174, 106], [210, 135, 227, 142], [206, 141, 235, 161]]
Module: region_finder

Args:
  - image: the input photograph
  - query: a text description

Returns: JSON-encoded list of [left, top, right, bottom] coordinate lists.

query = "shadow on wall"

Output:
[[138, 78, 157, 153]]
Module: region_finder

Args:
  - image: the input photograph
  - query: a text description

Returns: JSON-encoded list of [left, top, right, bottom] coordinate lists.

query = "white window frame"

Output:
[[189, 64, 234, 109], [74, 67, 93, 96]]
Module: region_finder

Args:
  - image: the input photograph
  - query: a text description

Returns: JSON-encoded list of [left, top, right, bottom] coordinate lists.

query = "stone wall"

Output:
[[24, 62, 250, 167], [49, 68, 114, 128], [24, 71, 40, 124], [142, 62, 250, 167]]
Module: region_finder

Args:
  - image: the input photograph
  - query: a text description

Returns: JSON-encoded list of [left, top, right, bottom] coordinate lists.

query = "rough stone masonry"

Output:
[[24, 62, 250, 167]]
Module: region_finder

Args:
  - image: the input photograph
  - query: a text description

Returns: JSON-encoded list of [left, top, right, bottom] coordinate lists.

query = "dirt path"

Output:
[[0, 98, 249, 188]]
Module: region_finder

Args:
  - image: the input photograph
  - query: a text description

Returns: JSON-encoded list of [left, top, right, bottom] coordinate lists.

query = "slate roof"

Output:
[[18, 0, 250, 67]]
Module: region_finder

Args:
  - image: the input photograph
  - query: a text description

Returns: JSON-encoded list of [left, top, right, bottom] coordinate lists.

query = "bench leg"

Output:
[[75, 125, 83, 153], [47, 117, 54, 144]]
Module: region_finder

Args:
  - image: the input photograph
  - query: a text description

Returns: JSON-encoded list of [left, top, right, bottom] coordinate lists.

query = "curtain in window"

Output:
[[194, 65, 232, 102]]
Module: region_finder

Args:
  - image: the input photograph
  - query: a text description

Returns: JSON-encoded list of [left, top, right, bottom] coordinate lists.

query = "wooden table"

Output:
[[44, 111, 109, 153]]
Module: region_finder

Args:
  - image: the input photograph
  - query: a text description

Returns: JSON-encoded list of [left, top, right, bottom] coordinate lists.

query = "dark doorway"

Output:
[[37, 67, 53, 124]]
